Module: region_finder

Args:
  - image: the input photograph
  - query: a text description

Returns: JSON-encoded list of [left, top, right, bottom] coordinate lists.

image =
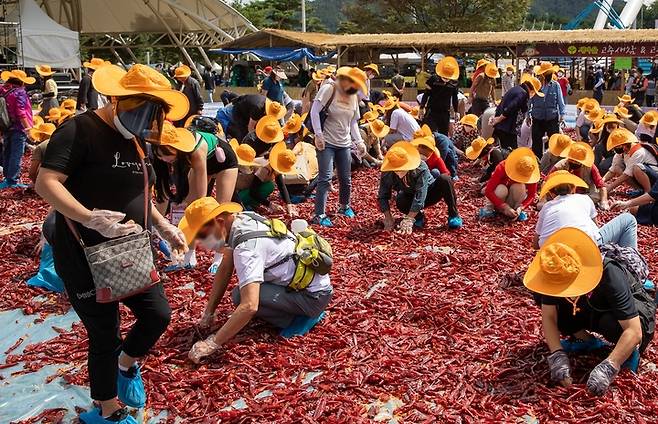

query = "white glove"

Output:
[[397, 217, 414, 235], [189, 336, 220, 364], [314, 133, 325, 151], [82, 209, 143, 239], [154, 220, 188, 261]]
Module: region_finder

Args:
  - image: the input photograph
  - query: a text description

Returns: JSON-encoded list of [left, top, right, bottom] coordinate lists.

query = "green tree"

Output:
[[233, 0, 326, 32], [338, 0, 531, 33]]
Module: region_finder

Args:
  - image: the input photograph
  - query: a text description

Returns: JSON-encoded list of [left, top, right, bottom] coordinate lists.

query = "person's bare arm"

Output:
[[607, 316, 643, 369], [212, 282, 260, 345], [28, 160, 40, 184], [605, 173, 630, 192], [35, 168, 92, 222], [541, 304, 563, 353], [203, 249, 234, 318], [187, 147, 208, 202]]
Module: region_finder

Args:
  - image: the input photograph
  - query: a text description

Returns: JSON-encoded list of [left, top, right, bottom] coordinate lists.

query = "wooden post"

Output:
[[337, 46, 341, 67], [421, 46, 426, 72]]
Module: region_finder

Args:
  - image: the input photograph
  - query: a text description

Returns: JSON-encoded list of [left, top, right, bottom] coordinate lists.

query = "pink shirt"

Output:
[[0, 83, 33, 132]]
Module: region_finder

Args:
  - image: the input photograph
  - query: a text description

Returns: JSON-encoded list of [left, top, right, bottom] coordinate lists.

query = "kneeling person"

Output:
[[525, 227, 655, 396], [181, 198, 333, 363]]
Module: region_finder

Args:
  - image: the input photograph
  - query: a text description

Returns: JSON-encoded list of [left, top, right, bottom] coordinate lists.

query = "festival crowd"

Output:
[[0, 56, 656, 423]]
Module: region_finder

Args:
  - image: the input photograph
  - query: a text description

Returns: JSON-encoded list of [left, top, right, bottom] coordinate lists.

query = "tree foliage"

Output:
[[233, 0, 326, 32], [338, 0, 531, 33]]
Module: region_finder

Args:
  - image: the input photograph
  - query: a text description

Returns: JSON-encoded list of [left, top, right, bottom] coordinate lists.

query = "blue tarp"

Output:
[[210, 47, 335, 62]]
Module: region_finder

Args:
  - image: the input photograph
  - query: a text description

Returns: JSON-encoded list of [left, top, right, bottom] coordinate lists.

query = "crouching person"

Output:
[[182, 198, 333, 363], [524, 227, 655, 396], [378, 141, 462, 232]]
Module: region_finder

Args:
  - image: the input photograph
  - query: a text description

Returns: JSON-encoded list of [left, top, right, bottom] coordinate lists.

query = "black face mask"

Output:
[[115, 97, 165, 142], [568, 161, 582, 171], [614, 147, 625, 155], [345, 87, 358, 95]]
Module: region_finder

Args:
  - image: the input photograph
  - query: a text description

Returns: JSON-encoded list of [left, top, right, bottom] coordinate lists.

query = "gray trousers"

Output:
[[232, 283, 333, 328]]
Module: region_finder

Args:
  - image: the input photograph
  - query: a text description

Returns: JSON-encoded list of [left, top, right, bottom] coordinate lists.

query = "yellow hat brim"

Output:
[[369, 120, 390, 139], [265, 98, 287, 120], [411, 136, 440, 156], [524, 228, 603, 297], [36, 66, 55, 76], [381, 141, 421, 172], [255, 116, 284, 144], [269, 141, 297, 175], [1, 70, 36, 85], [230, 139, 259, 167], [539, 172, 589, 199], [178, 201, 243, 245], [548, 134, 573, 157], [161, 127, 197, 153], [505, 147, 540, 184], [92, 65, 190, 121], [562, 142, 595, 168], [336, 67, 368, 96]]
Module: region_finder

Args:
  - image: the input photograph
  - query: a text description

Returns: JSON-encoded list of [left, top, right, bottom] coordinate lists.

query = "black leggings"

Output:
[[493, 129, 517, 151], [54, 243, 171, 401], [395, 174, 459, 218], [531, 117, 560, 159], [424, 110, 450, 136]]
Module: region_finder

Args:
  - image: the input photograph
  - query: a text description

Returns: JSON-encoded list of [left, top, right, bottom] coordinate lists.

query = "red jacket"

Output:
[[425, 152, 449, 176], [485, 161, 537, 209]]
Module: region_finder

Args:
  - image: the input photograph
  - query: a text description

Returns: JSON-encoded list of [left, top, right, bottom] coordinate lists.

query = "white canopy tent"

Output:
[[7, 0, 80, 68]]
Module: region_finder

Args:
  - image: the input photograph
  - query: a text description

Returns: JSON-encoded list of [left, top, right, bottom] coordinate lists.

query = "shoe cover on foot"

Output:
[[117, 365, 146, 408], [280, 312, 326, 338]]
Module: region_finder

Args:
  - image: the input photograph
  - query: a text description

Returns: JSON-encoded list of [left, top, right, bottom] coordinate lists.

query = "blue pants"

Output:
[[314, 144, 351, 217], [2, 130, 26, 185], [434, 133, 459, 178], [599, 213, 638, 249]]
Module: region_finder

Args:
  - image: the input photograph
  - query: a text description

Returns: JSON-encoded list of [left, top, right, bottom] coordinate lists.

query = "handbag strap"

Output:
[[322, 85, 337, 114], [65, 137, 150, 247]]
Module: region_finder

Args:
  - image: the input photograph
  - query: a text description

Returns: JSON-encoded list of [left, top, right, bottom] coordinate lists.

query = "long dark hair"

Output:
[[152, 145, 192, 204]]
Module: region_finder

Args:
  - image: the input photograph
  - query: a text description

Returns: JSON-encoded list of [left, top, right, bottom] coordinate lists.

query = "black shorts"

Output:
[[206, 139, 238, 175]]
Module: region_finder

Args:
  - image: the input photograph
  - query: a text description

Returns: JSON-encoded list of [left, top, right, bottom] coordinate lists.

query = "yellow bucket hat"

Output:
[[178, 198, 243, 244], [174, 65, 192, 79], [364, 63, 380, 76], [534, 61, 560, 75], [229, 138, 259, 167], [255, 115, 284, 143], [459, 114, 479, 128], [36, 65, 55, 77], [505, 147, 540, 184], [582, 99, 600, 113], [381, 141, 421, 172], [411, 136, 440, 156], [269, 141, 298, 175], [576, 97, 589, 109], [640, 111, 658, 126], [83, 58, 110, 70], [381, 96, 399, 111], [413, 124, 433, 139], [617, 94, 635, 104], [548, 133, 573, 157], [520, 74, 545, 97], [613, 105, 632, 119], [29, 122, 56, 142], [600, 113, 622, 127], [524, 227, 603, 298], [476, 59, 491, 69], [539, 170, 589, 199], [1, 69, 36, 85], [561, 142, 595, 168], [283, 113, 302, 134], [265, 98, 287, 120], [45, 107, 62, 122], [484, 63, 500, 79], [336, 66, 368, 96], [92, 64, 190, 121], [465, 136, 494, 160], [60, 98, 76, 111], [436, 56, 459, 80], [159, 121, 196, 152], [369, 119, 390, 139], [607, 128, 637, 151], [589, 118, 604, 134], [58, 109, 74, 125], [32, 115, 44, 127], [360, 110, 379, 124], [585, 108, 605, 122]]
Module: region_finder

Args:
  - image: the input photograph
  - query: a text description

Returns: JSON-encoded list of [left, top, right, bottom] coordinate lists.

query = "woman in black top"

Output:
[[36, 64, 189, 424]]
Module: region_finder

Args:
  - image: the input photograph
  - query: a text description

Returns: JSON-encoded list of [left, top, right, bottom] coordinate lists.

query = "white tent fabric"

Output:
[[9, 0, 80, 68]]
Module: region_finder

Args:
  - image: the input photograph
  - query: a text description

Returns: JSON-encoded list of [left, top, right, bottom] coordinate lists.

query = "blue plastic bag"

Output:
[[27, 243, 64, 293]]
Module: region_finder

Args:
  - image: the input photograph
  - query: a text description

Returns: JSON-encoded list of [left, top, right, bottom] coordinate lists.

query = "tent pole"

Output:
[[197, 47, 214, 69], [109, 47, 126, 67], [337, 46, 341, 67]]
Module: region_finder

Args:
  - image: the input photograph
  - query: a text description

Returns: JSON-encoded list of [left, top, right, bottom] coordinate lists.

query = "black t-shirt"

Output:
[[42, 111, 153, 251], [241, 131, 273, 158], [541, 260, 638, 324], [231, 94, 266, 123]]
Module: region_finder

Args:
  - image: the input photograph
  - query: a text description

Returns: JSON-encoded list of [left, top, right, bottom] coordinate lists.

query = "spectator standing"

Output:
[[646, 77, 656, 107], [501, 65, 516, 97], [593, 67, 605, 104], [390, 69, 406, 99], [262, 67, 286, 104], [77, 58, 107, 112], [202, 67, 216, 103], [174, 64, 204, 125], [631, 69, 648, 106]]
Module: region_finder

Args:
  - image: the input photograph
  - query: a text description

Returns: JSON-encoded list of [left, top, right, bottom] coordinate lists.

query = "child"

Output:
[[540, 133, 573, 175], [452, 114, 480, 155], [414, 124, 459, 179], [411, 136, 450, 178]]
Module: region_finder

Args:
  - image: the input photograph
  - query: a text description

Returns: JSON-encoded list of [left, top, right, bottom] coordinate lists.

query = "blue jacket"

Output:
[[378, 161, 433, 213], [494, 85, 530, 134], [530, 80, 565, 121]]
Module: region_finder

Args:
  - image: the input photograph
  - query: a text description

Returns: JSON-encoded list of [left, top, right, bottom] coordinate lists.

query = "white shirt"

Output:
[[315, 82, 359, 148], [389, 108, 420, 141], [536, 194, 600, 247], [576, 111, 587, 127], [610, 147, 658, 177], [231, 215, 332, 293]]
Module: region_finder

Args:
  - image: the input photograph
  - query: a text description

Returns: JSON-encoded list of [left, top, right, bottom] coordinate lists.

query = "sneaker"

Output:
[[414, 214, 425, 229], [560, 337, 607, 353], [8, 183, 28, 189], [79, 408, 137, 424], [478, 207, 497, 220], [280, 311, 326, 338], [644, 279, 655, 291], [452, 175, 460, 182], [626, 189, 645, 198], [117, 365, 146, 408], [517, 211, 529, 222], [448, 216, 463, 229], [338, 206, 356, 218], [163, 263, 195, 273], [622, 347, 640, 373], [312, 215, 333, 227], [289, 195, 306, 204]]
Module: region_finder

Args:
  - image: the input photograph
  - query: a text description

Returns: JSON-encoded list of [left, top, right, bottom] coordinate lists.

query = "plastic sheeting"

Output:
[[210, 47, 336, 62]]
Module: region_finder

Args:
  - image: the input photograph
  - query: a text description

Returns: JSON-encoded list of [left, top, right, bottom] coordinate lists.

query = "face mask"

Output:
[[113, 114, 135, 139], [115, 97, 165, 141], [345, 87, 358, 95], [614, 147, 625, 155], [199, 233, 225, 251]]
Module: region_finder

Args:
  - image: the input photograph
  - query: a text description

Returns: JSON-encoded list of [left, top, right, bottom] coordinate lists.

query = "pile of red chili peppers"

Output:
[[2, 155, 658, 423]]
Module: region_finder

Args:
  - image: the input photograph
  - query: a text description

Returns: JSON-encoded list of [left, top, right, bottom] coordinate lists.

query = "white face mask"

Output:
[[199, 233, 225, 251], [113, 114, 135, 140]]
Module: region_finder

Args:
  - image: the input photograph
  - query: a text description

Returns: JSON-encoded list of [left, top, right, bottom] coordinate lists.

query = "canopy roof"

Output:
[[221, 28, 658, 52]]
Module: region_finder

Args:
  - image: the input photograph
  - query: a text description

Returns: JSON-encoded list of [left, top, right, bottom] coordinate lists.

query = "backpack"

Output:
[[599, 243, 649, 284], [0, 88, 17, 132], [229, 212, 333, 291]]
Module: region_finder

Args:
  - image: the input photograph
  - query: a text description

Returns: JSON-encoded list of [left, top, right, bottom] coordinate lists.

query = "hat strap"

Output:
[[565, 296, 581, 316]]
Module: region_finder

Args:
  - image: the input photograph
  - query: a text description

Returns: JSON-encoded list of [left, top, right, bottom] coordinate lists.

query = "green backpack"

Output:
[[229, 213, 333, 291]]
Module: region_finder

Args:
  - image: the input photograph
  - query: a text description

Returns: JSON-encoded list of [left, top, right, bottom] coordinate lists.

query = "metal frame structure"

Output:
[[36, 0, 257, 79], [0, 0, 23, 67]]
